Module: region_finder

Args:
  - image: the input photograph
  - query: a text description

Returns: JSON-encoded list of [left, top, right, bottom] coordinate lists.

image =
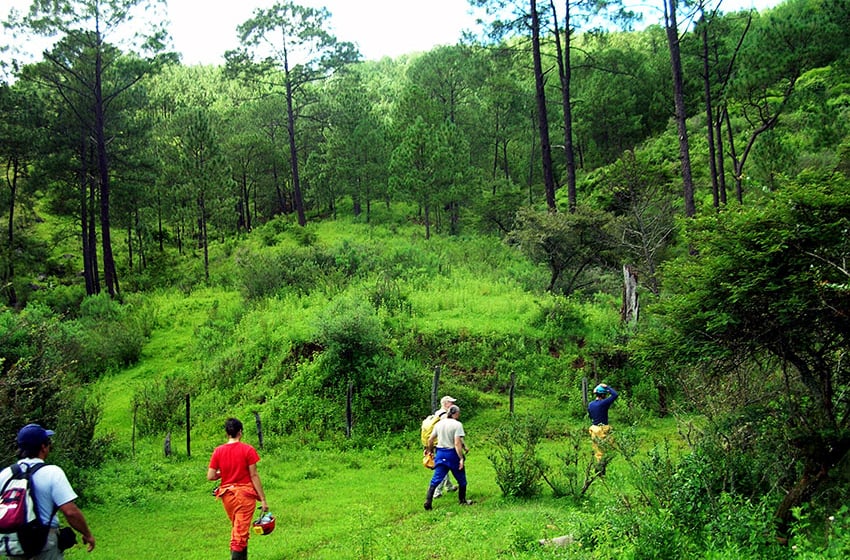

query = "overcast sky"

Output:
[[3, 0, 784, 69]]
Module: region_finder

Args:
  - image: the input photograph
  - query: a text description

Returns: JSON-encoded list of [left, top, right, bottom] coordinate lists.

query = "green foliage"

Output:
[[367, 275, 412, 316], [60, 293, 151, 382], [489, 414, 547, 498], [0, 305, 111, 484], [507, 206, 620, 295], [0, 305, 67, 458], [629, 508, 697, 560], [529, 295, 586, 346], [791, 505, 850, 558], [131, 374, 193, 437], [542, 428, 596, 500], [27, 283, 87, 316], [51, 389, 115, 499], [315, 294, 386, 380]]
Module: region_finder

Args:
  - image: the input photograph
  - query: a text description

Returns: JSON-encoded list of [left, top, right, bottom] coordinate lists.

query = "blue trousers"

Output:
[[429, 447, 467, 488]]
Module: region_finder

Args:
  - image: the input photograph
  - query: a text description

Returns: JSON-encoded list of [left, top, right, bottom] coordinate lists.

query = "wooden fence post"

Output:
[[582, 377, 588, 409], [346, 380, 353, 439], [254, 411, 264, 450], [509, 371, 516, 415], [132, 402, 137, 458], [185, 393, 191, 458], [431, 366, 441, 413]]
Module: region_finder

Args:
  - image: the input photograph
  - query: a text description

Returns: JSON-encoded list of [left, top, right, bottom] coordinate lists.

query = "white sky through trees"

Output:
[[3, 0, 783, 69]]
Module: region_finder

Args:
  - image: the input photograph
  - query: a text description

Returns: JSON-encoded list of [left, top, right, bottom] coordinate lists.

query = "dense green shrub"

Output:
[[367, 275, 412, 316], [234, 247, 319, 299], [57, 293, 151, 382], [268, 354, 426, 440], [489, 414, 547, 498], [630, 509, 697, 560], [0, 305, 70, 457], [236, 241, 378, 300], [27, 283, 86, 316], [51, 390, 116, 500], [791, 505, 850, 558], [0, 305, 109, 481], [132, 374, 194, 437], [529, 296, 587, 346], [542, 428, 598, 500]]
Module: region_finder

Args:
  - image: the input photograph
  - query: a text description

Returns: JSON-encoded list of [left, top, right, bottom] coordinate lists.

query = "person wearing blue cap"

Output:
[[0, 423, 96, 557], [588, 384, 619, 467]]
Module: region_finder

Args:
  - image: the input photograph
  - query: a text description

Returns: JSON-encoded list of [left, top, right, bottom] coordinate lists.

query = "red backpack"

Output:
[[0, 462, 55, 556]]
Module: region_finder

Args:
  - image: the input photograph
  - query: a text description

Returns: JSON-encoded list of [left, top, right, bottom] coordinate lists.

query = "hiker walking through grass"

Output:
[[423, 405, 471, 510], [588, 384, 619, 466], [0, 423, 96, 558], [432, 396, 465, 498], [207, 418, 269, 560]]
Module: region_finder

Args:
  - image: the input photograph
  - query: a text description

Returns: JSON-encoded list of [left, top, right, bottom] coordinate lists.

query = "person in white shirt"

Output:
[[0, 423, 95, 558], [423, 406, 472, 510], [432, 396, 461, 498]]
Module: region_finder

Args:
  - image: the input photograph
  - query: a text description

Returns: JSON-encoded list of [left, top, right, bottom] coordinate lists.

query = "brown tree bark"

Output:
[[531, 0, 557, 211], [665, 0, 695, 218], [550, 0, 577, 213]]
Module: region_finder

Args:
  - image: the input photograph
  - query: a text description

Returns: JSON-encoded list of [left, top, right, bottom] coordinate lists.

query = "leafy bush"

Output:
[[0, 306, 109, 483], [60, 294, 150, 381], [52, 390, 116, 500], [529, 296, 587, 346], [27, 283, 86, 316], [367, 275, 411, 316], [235, 243, 373, 300], [489, 414, 547, 498], [791, 505, 850, 559], [0, 305, 68, 458], [315, 295, 386, 382], [542, 428, 598, 500], [630, 508, 697, 560], [132, 375, 194, 437]]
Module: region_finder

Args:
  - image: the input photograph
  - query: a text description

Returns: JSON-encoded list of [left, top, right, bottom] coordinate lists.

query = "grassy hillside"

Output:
[[20, 214, 825, 559], [58, 217, 670, 559], [48, 218, 808, 560]]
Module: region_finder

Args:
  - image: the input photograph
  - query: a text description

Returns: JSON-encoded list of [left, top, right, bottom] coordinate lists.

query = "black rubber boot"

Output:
[[424, 484, 438, 510], [231, 548, 247, 560], [458, 485, 472, 505]]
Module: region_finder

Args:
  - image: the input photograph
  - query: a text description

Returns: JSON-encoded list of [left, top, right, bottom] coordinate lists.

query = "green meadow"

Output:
[[9, 210, 847, 560], [54, 218, 684, 560]]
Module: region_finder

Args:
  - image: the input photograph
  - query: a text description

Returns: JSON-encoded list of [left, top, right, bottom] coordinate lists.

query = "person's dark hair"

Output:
[[447, 405, 460, 417], [224, 418, 243, 438], [17, 443, 43, 460]]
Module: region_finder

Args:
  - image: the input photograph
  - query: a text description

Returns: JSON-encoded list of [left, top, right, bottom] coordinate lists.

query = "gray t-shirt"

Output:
[[433, 417, 465, 449]]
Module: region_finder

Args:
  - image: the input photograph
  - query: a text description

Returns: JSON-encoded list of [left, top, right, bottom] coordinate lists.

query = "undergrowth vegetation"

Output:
[[3, 216, 848, 558]]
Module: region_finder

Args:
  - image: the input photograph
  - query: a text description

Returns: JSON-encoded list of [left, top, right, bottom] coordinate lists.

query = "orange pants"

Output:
[[218, 483, 259, 552], [589, 424, 612, 461]]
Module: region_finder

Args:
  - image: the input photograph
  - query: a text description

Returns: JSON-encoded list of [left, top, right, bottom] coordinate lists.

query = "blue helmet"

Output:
[[594, 384, 609, 395]]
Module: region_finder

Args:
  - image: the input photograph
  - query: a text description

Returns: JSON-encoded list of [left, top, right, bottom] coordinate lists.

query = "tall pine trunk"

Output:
[[665, 0, 695, 218], [531, 0, 557, 211]]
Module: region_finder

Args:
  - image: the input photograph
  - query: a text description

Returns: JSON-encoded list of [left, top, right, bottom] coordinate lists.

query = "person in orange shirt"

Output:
[[208, 418, 269, 560]]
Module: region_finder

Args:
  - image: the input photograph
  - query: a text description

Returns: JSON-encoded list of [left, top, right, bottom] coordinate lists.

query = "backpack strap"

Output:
[[20, 462, 58, 526], [0, 463, 22, 495]]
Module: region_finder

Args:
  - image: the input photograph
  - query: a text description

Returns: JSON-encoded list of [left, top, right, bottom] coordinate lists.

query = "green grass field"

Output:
[[64, 338, 684, 560], [48, 220, 688, 560], [67, 420, 685, 560]]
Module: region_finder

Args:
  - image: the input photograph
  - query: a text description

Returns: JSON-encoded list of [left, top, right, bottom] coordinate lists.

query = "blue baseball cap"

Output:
[[17, 424, 55, 449]]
